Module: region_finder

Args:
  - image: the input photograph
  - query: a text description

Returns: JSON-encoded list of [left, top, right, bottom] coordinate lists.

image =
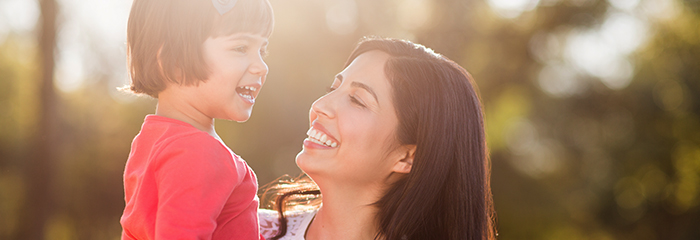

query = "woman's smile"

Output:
[[305, 127, 339, 148]]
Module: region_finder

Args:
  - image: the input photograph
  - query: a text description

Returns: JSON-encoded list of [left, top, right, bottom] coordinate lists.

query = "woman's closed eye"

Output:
[[324, 86, 366, 108], [349, 95, 366, 108]]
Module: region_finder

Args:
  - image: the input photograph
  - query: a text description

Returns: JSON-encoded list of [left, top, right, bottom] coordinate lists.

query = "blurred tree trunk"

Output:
[[15, 0, 59, 239]]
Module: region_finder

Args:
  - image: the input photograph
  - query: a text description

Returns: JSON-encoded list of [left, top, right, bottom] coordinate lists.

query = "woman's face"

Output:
[[296, 50, 412, 187]]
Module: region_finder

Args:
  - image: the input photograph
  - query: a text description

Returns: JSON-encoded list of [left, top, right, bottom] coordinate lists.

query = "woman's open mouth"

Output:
[[306, 128, 338, 148]]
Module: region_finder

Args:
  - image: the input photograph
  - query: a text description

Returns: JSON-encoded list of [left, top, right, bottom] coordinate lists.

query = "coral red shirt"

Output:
[[121, 115, 261, 240]]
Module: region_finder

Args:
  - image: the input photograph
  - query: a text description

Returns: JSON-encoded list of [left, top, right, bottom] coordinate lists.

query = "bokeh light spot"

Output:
[[653, 80, 685, 112], [325, 0, 358, 35], [0, 0, 39, 34], [487, 0, 540, 18], [397, 0, 432, 30], [537, 62, 582, 97], [607, 0, 640, 11], [615, 177, 646, 209]]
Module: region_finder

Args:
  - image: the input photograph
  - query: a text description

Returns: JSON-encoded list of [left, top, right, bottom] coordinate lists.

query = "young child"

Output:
[[120, 0, 273, 239]]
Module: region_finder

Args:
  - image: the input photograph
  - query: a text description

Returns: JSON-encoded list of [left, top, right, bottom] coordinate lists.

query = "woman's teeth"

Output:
[[307, 128, 338, 148]]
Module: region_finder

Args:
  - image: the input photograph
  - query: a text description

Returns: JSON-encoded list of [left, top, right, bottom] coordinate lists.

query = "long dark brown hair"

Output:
[[267, 37, 496, 240]]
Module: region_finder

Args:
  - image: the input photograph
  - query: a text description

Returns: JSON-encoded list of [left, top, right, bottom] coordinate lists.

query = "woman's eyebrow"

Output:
[[351, 81, 379, 105]]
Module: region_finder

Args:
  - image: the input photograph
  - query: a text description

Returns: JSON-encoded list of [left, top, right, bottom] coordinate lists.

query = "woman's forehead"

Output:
[[341, 51, 390, 81]]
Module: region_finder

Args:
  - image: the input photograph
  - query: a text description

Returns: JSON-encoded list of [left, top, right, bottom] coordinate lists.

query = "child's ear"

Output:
[[155, 46, 183, 82], [392, 145, 416, 174], [156, 46, 167, 78]]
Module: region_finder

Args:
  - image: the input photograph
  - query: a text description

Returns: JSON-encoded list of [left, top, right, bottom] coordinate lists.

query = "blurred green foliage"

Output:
[[1, 0, 699, 239]]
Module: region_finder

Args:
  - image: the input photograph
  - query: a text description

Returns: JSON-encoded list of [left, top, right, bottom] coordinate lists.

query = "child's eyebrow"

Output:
[[225, 34, 268, 46]]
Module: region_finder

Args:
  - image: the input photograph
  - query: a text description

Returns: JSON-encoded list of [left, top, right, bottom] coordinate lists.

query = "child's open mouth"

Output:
[[236, 85, 258, 103]]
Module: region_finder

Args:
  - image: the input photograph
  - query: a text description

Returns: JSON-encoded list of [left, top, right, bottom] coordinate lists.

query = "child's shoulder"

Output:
[[142, 115, 229, 155]]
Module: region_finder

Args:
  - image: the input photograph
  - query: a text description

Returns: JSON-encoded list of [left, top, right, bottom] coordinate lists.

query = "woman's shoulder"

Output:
[[259, 208, 318, 240]]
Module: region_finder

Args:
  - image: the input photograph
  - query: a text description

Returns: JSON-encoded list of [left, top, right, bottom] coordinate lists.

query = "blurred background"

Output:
[[1, 0, 699, 239]]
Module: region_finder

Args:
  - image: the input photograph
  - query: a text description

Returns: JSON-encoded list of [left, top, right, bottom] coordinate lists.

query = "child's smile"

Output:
[[236, 84, 261, 104]]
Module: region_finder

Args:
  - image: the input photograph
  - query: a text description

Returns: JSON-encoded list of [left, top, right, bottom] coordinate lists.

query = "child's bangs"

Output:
[[212, 0, 274, 38]]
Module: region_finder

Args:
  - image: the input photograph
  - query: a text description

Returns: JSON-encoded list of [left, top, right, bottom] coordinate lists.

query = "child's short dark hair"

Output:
[[126, 0, 273, 98]]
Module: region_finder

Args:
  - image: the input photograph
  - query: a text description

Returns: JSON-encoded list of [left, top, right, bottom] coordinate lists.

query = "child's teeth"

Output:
[[331, 142, 337, 147], [242, 86, 257, 92], [239, 93, 253, 100], [320, 134, 327, 142], [325, 140, 332, 146]]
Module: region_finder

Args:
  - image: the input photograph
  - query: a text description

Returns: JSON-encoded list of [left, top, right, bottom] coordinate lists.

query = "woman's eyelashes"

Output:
[[349, 95, 366, 108], [326, 83, 367, 108]]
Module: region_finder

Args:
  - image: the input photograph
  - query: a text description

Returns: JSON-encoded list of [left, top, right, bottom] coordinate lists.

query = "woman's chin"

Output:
[[295, 153, 323, 177], [295, 151, 311, 172]]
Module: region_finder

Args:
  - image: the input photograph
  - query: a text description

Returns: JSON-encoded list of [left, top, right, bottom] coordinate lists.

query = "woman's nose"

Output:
[[310, 93, 336, 120]]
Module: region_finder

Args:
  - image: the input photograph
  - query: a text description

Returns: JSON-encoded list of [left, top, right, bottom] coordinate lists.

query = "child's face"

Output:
[[197, 33, 269, 122]]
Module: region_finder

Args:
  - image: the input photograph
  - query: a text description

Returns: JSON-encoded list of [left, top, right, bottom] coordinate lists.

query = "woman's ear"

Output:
[[392, 145, 416, 174]]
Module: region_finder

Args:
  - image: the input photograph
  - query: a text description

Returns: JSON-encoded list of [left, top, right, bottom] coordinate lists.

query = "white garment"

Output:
[[259, 208, 318, 240]]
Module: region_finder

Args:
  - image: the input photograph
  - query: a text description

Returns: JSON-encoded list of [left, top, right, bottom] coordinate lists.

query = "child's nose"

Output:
[[249, 56, 268, 76]]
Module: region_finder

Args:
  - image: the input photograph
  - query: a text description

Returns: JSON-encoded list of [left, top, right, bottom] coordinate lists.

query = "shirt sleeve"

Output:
[[153, 133, 240, 239], [258, 209, 280, 239], [258, 208, 318, 240]]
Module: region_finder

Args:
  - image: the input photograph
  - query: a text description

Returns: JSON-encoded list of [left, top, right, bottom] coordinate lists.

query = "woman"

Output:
[[259, 37, 496, 240]]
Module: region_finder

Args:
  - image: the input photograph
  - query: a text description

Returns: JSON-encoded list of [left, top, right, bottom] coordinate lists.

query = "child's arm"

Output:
[[154, 134, 240, 239]]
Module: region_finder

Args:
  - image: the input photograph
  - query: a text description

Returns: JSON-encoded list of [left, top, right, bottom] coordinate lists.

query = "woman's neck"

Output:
[[155, 88, 217, 137], [306, 183, 382, 240]]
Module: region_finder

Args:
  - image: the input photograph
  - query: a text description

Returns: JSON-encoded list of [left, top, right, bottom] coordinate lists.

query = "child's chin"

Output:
[[223, 109, 252, 122], [232, 114, 252, 123], [231, 116, 250, 123]]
